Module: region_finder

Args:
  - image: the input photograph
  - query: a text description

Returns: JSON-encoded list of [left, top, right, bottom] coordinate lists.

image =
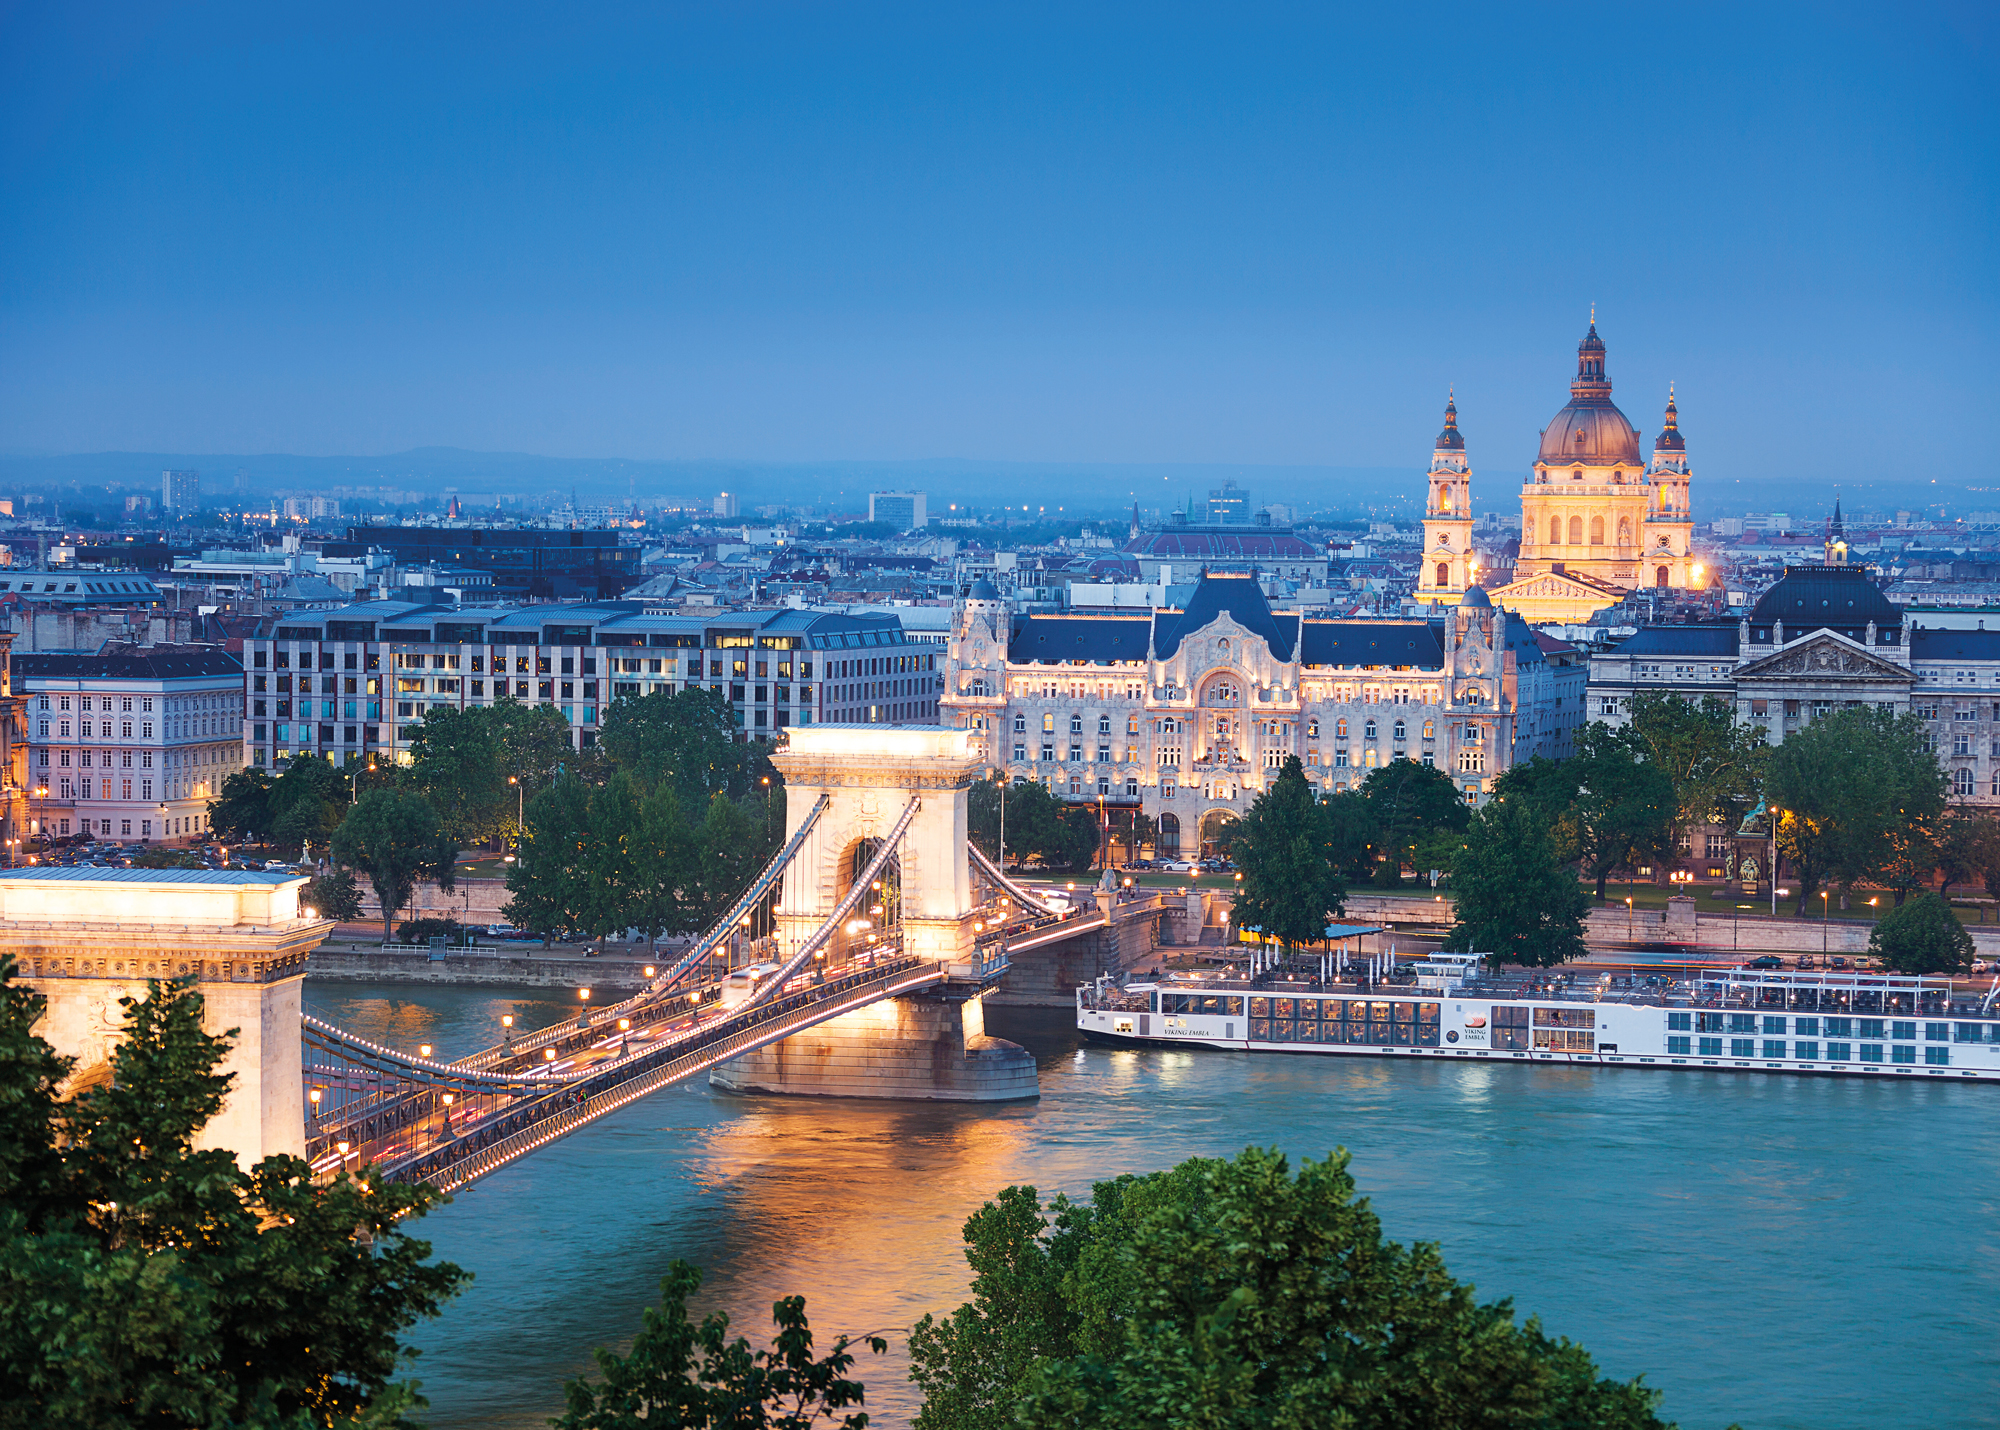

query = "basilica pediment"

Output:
[[1488, 571, 1625, 602], [1734, 633, 1912, 684]]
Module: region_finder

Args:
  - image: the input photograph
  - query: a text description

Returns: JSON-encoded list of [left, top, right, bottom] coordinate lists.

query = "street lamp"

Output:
[[1821, 890, 1830, 956]]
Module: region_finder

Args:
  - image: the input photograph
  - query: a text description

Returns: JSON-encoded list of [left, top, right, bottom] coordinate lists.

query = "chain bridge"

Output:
[[5, 727, 1169, 1192]]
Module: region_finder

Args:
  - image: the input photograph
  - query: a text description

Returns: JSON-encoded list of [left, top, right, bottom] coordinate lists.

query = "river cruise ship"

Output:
[[1076, 957, 2000, 1082]]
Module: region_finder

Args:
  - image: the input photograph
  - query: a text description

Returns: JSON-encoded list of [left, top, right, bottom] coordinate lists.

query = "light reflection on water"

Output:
[[304, 984, 2000, 1430]]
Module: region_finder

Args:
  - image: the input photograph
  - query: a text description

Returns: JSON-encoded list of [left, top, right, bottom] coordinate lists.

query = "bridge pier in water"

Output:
[[711, 990, 1035, 1101], [0, 869, 333, 1169]]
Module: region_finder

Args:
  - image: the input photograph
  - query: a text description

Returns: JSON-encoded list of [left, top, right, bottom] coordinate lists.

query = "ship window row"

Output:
[[1668, 1036, 1950, 1066], [1254, 1019, 1442, 1047], [1158, 993, 1246, 1017], [1673, 1012, 1947, 1040], [1246, 998, 1440, 1024]]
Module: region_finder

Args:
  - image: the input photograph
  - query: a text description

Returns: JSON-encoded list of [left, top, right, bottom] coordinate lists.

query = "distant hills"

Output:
[[0, 447, 1977, 525]]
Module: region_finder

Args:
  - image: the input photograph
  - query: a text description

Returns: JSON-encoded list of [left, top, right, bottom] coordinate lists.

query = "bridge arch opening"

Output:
[[834, 836, 902, 967]]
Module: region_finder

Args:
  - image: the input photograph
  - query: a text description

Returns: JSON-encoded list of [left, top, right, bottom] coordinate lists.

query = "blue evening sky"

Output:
[[1, 2, 1993, 489]]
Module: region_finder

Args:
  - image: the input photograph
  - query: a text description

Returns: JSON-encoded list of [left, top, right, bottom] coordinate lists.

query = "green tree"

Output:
[[1319, 788, 1380, 881], [206, 767, 273, 843], [1767, 706, 1947, 915], [1443, 795, 1590, 968], [596, 686, 773, 807], [631, 781, 702, 949], [303, 868, 365, 923], [1564, 725, 1676, 900], [1868, 891, 1975, 974], [330, 789, 459, 943], [1936, 810, 1990, 901], [503, 775, 596, 940], [492, 698, 580, 799], [1230, 756, 1347, 956], [908, 1185, 1089, 1430], [695, 794, 774, 930], [911, 1148, 1676, 1430], [970, 778, 1084, 871], [1358, 760, 1469, 886], [0, 964, 466, 1427], [267, 754, 351, 859], [407, 705, 511, 847], [1625, 691, 1770, 873], [554, 1261, 884, 1430], [1876, 814, 1944, 907]]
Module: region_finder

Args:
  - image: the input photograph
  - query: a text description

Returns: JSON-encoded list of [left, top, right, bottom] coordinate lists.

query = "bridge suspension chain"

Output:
[[968, 840, 1067, 914], [733, 796, 922, 1017]]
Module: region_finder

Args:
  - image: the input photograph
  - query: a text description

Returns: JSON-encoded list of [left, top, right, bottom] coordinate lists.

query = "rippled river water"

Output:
[[306, 981, 2000, 1430]]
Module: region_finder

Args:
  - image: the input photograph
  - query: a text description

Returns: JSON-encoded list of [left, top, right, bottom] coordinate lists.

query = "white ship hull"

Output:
[[1077, 970, 2000, 1082]]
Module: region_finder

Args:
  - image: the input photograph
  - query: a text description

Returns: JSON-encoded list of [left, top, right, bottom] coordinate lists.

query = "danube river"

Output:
[[306, 981, 2000, 1430]]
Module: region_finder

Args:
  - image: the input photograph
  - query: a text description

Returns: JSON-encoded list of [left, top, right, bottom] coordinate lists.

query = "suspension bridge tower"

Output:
[[0, 869, 335, 1169], [713, 725, 1037, 1101]]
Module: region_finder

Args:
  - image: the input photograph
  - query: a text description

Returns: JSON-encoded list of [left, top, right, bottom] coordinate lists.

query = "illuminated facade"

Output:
[[941, 572, 1587, 858], [1485, 321, 1699, 623], [1415, 395, 1475, 605]]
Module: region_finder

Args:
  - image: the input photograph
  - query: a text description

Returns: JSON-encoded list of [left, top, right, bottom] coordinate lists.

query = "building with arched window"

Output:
[[942, 570, 1587, 853]]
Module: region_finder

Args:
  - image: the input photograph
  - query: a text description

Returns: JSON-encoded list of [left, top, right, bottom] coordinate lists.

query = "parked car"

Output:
[[1746, 955, 1784, 970]]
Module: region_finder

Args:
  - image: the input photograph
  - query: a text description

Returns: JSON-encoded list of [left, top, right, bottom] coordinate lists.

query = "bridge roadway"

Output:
[[304, 898, 1068, 1193]]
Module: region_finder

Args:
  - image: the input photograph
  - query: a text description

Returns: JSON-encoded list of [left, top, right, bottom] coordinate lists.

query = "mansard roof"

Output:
[[1909, 628, 2000, 661], [1008, 614, 1151, 665], [1296, 621, 1444, 669], [1610, 624, 1742, 657], [1153, 571, 1296, 662]]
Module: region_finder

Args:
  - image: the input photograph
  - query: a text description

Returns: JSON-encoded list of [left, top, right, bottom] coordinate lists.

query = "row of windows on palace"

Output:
[[962, 675, 1490, 707], [988, 711, 1490, 772]]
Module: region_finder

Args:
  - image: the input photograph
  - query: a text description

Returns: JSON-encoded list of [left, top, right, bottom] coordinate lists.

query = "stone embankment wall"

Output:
[[1206, 890, 2000, 958], [307, 946, 655, 992]]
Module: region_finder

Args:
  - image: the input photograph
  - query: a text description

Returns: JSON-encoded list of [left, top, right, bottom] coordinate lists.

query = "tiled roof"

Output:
[[1154, 572, 1296, 661], [1009, 616, 1152, 664], [15, 650, 243, 680], [1297, 621, 1444, 669], [1910, 629, 2000, 660], [1610, 625, 1742, 656]]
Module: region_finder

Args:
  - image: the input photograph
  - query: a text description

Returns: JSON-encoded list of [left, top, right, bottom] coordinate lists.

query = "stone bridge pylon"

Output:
[[712, 725, 1038, 1101]]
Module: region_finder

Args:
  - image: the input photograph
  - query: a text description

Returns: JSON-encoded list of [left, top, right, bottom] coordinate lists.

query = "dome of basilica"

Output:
[[1536, 321, 1641, 467]]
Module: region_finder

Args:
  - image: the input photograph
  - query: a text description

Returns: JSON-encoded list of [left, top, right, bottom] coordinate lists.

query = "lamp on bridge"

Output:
[[308, 1088, 322, 1117], [501, 1013, 514, 1045], [419, 1044, 431, 1059]]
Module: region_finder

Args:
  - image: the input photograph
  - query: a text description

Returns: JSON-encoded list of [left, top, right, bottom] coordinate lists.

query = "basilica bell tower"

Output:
[[1416, 393, 1476, 605]]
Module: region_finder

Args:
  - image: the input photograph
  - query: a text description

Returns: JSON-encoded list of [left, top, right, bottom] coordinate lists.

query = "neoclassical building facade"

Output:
[[941, 572, 1586, 858], [1427, 320, 1701, 623]]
